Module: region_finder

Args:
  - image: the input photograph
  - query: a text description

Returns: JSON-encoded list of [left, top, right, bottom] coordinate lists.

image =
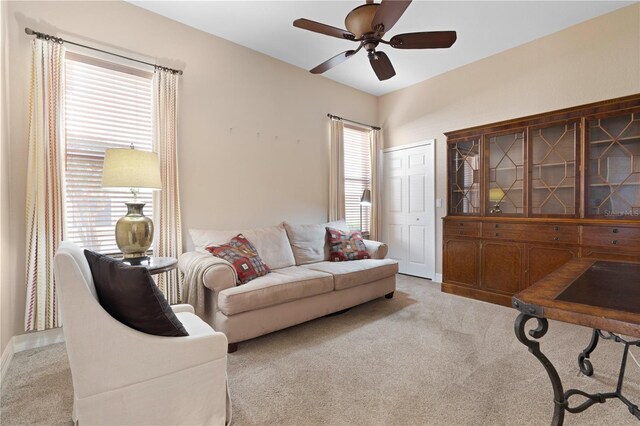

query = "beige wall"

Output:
[[1, 0, 14, 355], [3, 0, 377, 351], [2, 1, 638, 352], [378, 4, 640, 275]]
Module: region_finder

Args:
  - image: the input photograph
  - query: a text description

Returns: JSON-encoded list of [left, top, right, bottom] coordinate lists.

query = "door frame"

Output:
[[382, 139, 436, 279]]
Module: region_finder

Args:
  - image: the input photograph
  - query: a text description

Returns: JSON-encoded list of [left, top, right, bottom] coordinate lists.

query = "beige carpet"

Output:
[[1, 275, 639, 425]]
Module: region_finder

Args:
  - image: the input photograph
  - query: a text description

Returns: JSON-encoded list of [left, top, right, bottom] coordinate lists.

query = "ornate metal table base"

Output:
[[515, 313, 640, 425]]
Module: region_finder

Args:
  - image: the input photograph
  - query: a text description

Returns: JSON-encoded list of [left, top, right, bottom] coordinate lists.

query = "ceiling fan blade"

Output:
[[310, 49, 358, 74], [371, 0, 412, 34], [369, 51, 396, 81], [293, 18, 355, 40], [390, 31, 457, 49]]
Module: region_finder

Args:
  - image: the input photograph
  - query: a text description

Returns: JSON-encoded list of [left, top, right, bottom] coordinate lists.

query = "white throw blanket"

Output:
[[181, 252, 238, 318]]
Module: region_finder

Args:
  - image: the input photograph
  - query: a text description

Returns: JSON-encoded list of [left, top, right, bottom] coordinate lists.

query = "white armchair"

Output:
[[54, 241, 230, 425]]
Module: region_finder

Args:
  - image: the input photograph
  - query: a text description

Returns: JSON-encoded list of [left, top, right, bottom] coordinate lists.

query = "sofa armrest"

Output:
[[363, 239, 388, 259], [178, 251, 236, 293], [171, 304, 195, 314]]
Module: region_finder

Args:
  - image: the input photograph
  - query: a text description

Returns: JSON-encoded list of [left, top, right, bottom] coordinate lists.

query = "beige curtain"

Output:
[[152, 70, 183, 304], [329, 118, 345, 221], [24, 39, 66, 331], [369, 129, 382, 241]]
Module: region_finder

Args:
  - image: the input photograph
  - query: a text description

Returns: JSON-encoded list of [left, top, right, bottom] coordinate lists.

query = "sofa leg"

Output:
[[227, 343, 238, 353], [385, 291, 394, 299]]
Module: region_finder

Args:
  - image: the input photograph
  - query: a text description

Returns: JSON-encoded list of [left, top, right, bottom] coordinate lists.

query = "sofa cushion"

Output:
[[190, 223, 296, 270], [217, 266, 333, 316], [302, 259, 398, 290], [84, 250, 188, 337], [206, 234, 270, 284], [284, 220, 350, 265], [326, 227, 369, 262]]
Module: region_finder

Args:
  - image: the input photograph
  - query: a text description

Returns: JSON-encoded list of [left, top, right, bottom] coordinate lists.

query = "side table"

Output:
[[122, 256, 178, 275]]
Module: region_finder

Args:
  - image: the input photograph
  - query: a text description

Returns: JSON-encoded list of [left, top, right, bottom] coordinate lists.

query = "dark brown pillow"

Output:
[[84, 250, 188, 337]]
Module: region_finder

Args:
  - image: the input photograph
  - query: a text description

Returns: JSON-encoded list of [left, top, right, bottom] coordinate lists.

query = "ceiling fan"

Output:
[[293, 0, 457, 81]]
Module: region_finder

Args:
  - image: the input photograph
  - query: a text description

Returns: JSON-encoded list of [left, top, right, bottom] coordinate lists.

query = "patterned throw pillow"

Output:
[[206, 234, 270, 284], [326, 227, 370, 262]]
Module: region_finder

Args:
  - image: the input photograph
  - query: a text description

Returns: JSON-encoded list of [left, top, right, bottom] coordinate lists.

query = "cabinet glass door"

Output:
[[448, 138, 480, 215], [587, 111, 640, 217], [530, 122, 578, 216], [487, 131, 525, 215]]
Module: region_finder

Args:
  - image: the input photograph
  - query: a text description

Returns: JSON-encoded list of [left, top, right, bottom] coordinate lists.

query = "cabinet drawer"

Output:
[[481, 223, 526, 240], [581, 247, 640, 262], [582, 226, 640, 251], [527, 224, 580, 244], [482, 223, 579, 243], [444, 221, 480, 238]]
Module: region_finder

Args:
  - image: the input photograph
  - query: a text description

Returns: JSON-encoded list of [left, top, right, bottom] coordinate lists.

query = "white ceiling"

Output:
[[128, 1, 633, 96]]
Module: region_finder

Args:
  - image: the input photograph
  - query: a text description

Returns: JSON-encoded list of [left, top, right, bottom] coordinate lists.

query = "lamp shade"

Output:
[[102, 148, 161, 189], [360, 189, 371, 206], [489, 188, 505, 202]]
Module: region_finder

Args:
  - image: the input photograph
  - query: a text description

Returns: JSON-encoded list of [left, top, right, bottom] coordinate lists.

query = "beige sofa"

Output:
[[179, 221, 398, 351]]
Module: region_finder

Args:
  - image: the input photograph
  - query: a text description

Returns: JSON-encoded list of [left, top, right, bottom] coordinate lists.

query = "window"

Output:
[[343, 126, 371, 235], [64, 53, 153, 254]]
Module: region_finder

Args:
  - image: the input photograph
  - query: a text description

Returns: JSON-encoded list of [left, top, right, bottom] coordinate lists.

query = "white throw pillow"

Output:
[[189, 223, 296, 270], [284, 220, 350, 265]]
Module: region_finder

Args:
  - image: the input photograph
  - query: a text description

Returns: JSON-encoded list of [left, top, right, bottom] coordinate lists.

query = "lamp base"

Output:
[[122, 255, 150, 265], [115, 202, 154, 259]]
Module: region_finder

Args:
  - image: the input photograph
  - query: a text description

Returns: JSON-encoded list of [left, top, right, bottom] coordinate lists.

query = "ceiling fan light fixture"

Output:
[[345, 3, 382, 38]]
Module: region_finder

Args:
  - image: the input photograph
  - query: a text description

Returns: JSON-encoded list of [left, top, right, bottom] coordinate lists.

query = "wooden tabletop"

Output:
[[513, 259, 640, 338]]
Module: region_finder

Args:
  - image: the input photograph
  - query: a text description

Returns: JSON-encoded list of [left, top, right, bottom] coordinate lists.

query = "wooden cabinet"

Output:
[[443, 220, 480, 237], [529, 121, 579, 216], [481, 241, 524, 294], [486, 130, 526, 216], [443, 238, 479, 288], [443, 95, 640, 307], [448, 137, 481, 215], [581, 225, 640, 251], [586, 110, 640, 218], [525, 244, 577, 288]]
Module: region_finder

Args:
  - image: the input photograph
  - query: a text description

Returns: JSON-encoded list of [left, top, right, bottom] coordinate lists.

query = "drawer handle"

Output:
[[495, 232, 500, 237], [553, 237, 559, 241], [554, 226, 559, 231], [612, 240, 618, 245], [613, 228, 618, 234], [494, 224, 499, 229], [459, 223, 464, 227]]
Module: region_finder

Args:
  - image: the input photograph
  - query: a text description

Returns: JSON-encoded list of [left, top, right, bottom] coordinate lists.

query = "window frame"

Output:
[[62, 51, 155, 256], [343, 124, 372, 236]]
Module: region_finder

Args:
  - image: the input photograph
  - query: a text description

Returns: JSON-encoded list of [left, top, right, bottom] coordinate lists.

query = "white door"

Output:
[[382, 141, 436, 279]]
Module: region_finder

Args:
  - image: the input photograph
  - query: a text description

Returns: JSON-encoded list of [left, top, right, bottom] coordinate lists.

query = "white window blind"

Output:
[[343, 126, 371, 234], [64, 54, 153, 254]]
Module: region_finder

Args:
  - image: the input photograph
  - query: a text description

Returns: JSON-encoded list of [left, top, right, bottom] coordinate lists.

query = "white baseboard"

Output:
[[0, 337, 14, 384], [0, 328, 65, 383], [13, 328, 65, 353], [434, 273, 443, 283]]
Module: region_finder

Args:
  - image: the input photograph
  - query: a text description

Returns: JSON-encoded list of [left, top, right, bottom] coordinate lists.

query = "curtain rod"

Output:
[[327, 113, 380, 131], [24, 27, 183, 75]]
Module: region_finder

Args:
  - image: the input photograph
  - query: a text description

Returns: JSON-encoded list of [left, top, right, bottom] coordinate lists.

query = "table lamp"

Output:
[[489, 188, 505, 214], [102, 147, 161, 260], [360, 189, 371, 235]]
